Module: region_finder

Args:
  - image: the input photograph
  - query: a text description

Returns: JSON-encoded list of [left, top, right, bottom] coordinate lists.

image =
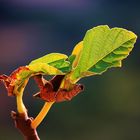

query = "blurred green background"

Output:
[[0, 0, 140, 140]]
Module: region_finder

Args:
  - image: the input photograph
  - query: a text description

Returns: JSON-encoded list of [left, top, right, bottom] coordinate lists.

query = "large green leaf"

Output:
[[70, 25, 137, 82], [88, 38, 135, 74]]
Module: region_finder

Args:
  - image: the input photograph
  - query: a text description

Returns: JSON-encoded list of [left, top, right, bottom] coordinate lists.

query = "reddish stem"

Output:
[[11, 111, 40, 140]]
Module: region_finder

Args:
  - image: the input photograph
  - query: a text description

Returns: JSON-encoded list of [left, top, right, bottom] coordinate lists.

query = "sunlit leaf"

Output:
[[29, 53, 71, 73], [29, 53, 68, 65], [70, 25, 137, 82], [48, 59, 70, 73], [28, 63, 64, 75], [71, 41, 83, 68]]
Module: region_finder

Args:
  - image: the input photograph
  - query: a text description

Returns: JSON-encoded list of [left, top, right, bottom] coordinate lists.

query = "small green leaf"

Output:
[[8, 53, 71, 93], [29, 53, 68, 65], [29, 53, 71, 73], [48, 59, 70, 73], [71, 41, 83, 68], [28, 63, 64, 75], [70, 25, 137, 82]]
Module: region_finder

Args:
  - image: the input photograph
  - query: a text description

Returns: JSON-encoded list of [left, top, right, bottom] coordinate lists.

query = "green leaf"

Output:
[[29, 53, 71, 73], [48, 59, 70, 73], [71, 41, 83, 68], [29, 53, 68, 65], [10, 53, 71, 93], [68, 55, 76, 65], [28, 63, 64, 75], [70, 25, 137, 82]]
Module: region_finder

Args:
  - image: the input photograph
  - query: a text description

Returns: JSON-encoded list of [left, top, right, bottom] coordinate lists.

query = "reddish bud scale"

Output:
[[33, 75, 84, 103], [0, 66, 30, 96]]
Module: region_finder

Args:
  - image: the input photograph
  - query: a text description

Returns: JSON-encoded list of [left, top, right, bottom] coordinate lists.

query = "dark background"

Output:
[[0, 0, 140, 140]]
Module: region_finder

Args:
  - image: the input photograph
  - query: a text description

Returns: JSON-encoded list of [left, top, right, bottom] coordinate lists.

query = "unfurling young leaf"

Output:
[[29, 53, 68, 65], [1, 53, 71, 96], [29, 53, 70, 73], [69, 25, 137, 83]]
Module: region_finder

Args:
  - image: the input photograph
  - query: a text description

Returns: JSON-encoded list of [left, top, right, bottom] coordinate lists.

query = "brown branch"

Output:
[[11, 111, 40, 140]]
